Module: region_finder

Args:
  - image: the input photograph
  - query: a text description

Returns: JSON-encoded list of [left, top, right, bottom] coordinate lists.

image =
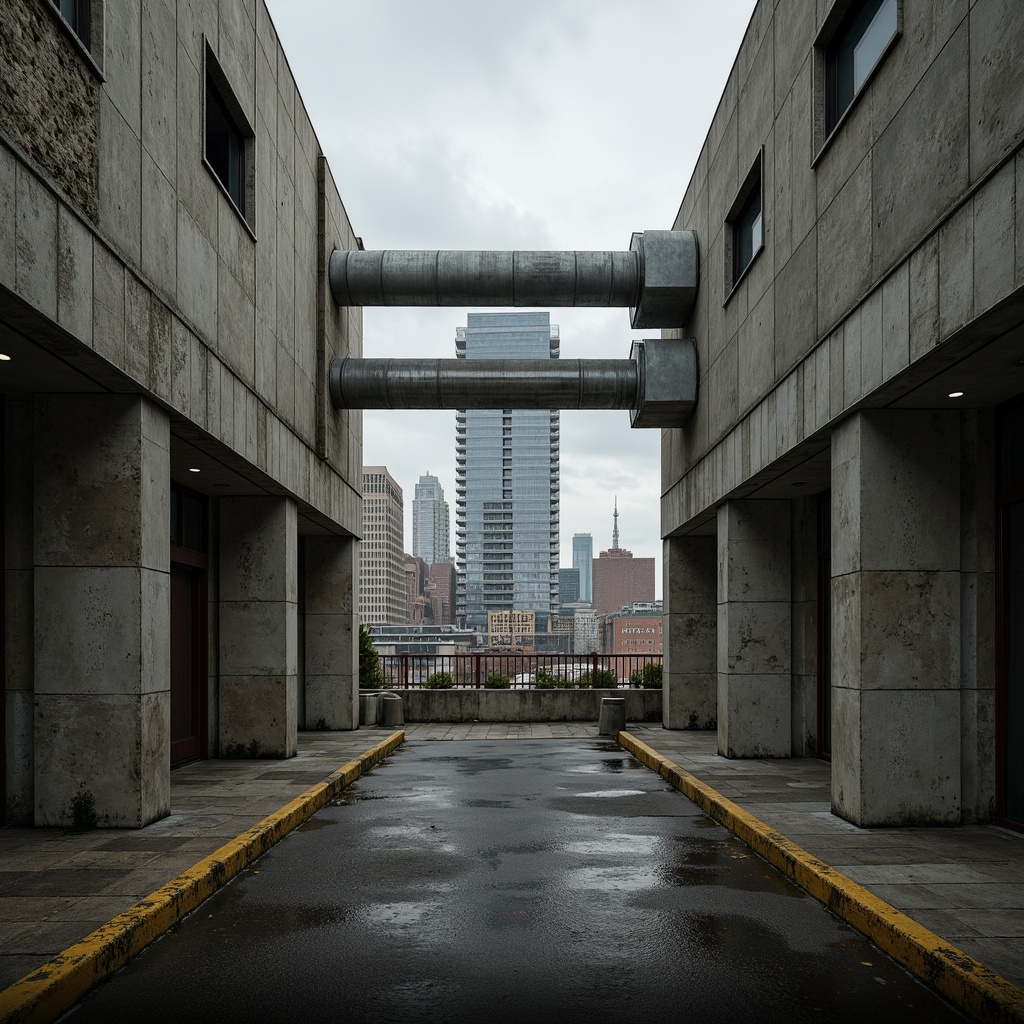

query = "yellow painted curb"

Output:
[[618, 731, 1024, 1024], [0, 729, 405, 1024]]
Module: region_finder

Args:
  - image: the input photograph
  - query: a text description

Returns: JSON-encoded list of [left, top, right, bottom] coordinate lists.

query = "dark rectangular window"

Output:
[[733, 184, 763, 284], [205, 78, 245, 215], [55, 0, 91, 48], [826, 0, 897, 133]]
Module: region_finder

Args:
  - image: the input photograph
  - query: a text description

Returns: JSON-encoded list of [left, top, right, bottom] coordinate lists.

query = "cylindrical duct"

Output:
[[330, 358, 639, 411], [329, 249, 641, 309]]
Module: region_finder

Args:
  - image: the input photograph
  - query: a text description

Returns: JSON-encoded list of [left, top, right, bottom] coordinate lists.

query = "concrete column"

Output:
[[5, 397, 35, 823], [662, 535, 716, 730], [33, 395, 171, 828], [219, 497, 298, 758], [717, 500, 792, 758], [303, 535, 359, 730], [831, 410, 961, 826]]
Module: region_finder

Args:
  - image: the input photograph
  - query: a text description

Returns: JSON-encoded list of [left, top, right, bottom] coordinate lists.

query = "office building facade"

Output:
[[412, 473, 450, 565], [360, 467, 405, 625], [455, 313, 560, 631], [558, 567, 580, 608]]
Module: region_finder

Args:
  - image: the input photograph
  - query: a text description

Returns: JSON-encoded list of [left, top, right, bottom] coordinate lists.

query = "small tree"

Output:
[[359, 624, 384, 689]]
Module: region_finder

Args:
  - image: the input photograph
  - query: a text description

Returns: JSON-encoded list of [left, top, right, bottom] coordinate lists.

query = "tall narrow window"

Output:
[[203, 47, 255, 232], [725, 153, 764, 293], [206, 78, 245, 214], [825, 0, 898, 134], [733, 186, 763, 284]]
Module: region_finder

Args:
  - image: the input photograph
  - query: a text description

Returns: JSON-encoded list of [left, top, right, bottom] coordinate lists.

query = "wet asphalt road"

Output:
[[64, 740, 967, 1023]]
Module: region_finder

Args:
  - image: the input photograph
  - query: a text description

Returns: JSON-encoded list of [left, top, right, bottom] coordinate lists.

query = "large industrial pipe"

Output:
[[329, 250, 640, 309], [329, 230, 699, 329], [330, 358, 639, 411]]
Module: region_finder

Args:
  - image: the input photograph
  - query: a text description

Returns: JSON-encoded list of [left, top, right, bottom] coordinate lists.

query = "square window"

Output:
[[204, 45, 255, 232], [724, 152, 764, 296]]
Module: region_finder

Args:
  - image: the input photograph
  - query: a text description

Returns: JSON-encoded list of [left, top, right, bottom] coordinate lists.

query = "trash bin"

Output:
[[359, 692, 380, 727], [598, 696, 626, 737], [379, 692, 405, 728]]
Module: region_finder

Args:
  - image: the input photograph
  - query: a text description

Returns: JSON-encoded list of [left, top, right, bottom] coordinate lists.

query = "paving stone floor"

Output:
[[0, 723, 1021, 996]]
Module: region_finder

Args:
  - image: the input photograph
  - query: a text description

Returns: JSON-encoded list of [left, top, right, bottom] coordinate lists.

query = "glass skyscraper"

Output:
[[573, 532, 593, 603], [412, 473, 450, 565], [455, 312, 560, 632]]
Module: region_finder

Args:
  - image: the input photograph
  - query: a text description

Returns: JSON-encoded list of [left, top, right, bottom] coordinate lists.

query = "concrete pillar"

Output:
[[219, 497, 298, 758], [33, 396, 171, 828], [717, 500, 792, 758], [662, 534, 716, 730], [303, 535, 359, 730], [5, 397, 35, 823], [831, 410, 961, 826]]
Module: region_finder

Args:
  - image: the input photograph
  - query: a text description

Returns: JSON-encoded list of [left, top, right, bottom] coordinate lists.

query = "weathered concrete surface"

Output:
[[62, 740, 969, 1023], [381, 687, 661, 723]]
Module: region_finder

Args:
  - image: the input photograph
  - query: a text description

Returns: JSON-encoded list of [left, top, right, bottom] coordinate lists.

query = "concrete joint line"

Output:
[[616, 731, 1024, 1024], [0, 731, 406, 1024]]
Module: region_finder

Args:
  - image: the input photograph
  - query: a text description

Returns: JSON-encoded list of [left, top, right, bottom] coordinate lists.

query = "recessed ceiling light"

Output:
[[948, 391, 964, 398], [0, 353, 11, 361], [188, 467, 201, 473]]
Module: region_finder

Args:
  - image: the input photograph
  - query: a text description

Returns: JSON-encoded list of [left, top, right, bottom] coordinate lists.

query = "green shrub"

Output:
[[359, 625, 384, 689], [424, 671, 455, 689], [629, 663, 663, 689], [485, 672, 511, 689], [588, 668, 619, 688], [533, 667, 563, 689]]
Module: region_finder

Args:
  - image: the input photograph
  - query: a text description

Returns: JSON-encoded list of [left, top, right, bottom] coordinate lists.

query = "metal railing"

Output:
[[376, 653, 662, 689]]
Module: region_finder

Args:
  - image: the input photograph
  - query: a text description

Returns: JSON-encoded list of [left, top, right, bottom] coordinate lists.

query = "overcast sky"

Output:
[[264, 0, 757, 597]]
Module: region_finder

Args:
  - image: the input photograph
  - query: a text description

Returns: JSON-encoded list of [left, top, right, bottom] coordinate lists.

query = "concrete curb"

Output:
[[618, 731, 1024, 1024], [0, 730, 405, 1024]]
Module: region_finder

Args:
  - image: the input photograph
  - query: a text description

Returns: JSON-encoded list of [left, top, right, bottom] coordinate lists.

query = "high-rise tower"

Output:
[[572, 533, 593, 603], [359, 466, 406, 625], [455, 312, 560, 632], [412, 473, 450, 565]]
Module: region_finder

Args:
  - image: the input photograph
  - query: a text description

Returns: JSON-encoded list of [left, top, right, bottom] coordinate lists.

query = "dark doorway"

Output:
[[170, 484, 208, 767], [816, 492, 831, 760], [997, 400, 1024, 830]]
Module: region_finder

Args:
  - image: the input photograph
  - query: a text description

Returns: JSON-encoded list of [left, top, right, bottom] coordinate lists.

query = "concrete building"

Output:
[[572, 533, 593, 603], [455, 312, 560, 631], [0, 0, 362, 827], [602, 616, 664, 657], [360, 467, 405, 625], [661, 0, 1024, 830], [486, 610, 537, 652], [412, 472, 450, 566], [404, 553, 431, 625]]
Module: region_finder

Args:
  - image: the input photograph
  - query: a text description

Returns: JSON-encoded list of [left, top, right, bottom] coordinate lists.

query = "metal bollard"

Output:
[[598, 697, 626, 737], [379, 693, 405, 728], [359, 692, 380, 727]]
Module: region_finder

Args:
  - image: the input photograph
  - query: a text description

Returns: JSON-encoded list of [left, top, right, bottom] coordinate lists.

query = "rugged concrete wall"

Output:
[[831, 410, 962, 826], [790, 497, 819, 757], [33, 395, 171, 828], [717, 500, 792, 758], [0, 0, 99, 221], [662, 535, 716, 730], [386, 689, 662, 724], [663, 1, 1024, 535], [303, 536, 358, 730], [219, 497, 298, 759]]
